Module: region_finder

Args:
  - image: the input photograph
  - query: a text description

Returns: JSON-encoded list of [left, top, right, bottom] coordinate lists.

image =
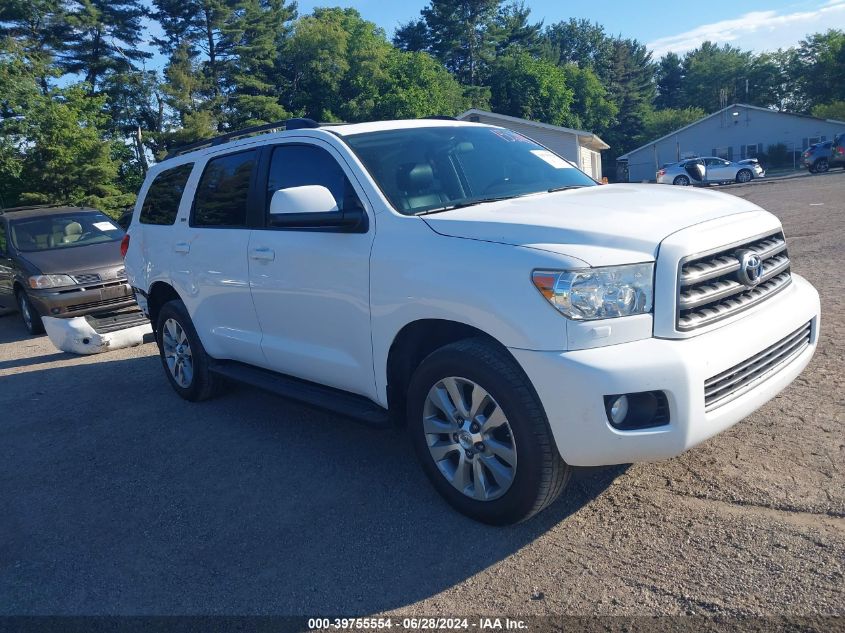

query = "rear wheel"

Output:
[[16, 289, 44, 335], [813, 158, 829, 173], [736, 169, 752, 183], [407, 338, 570, 525], [156, 299, 221, 401], [672, 175, 690, 186]]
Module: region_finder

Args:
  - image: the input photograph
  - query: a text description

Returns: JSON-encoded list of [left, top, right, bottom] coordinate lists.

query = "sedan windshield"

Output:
[[10, 211, 124, 252], [344, 126, 597, 215]]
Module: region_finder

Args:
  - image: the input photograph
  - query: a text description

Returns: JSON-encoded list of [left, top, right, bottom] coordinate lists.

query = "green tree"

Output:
[[488, 49, 572, 125], [811, 100, 845, 121], [60, 0, 150, 92], [560, 63, 617, 133], [283, 8, 391, 122], [151, 0, 236, 127], [541, 18, 614, 82], [603, 39, 654, 151], [405, 0, 502, 86], [638, 107, 706, 144], [0, 0, 67, 92], [680, 42, 752, 111], [655, 52, 683, 109], [224, 0, 296, 128], [491, 1, 542, 55], [794, 30, 845, 109], [374, 49, 469, 119]]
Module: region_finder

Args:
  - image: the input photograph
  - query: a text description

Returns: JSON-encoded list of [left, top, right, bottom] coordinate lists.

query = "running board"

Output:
[[209, 361, 390, 427]]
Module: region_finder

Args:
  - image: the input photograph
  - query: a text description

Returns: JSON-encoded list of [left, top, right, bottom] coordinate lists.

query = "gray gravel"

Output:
[[0, 172, 843, 617]]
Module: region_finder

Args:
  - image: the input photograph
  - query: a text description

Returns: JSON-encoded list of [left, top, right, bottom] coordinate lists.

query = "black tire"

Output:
[[736, 169, 753, 183], [814, 158, 829, 173], [156, 299, 221, 402], [407, 338, 571, 525], [16, 289, 44, 335], [673, 175, 690, 186]]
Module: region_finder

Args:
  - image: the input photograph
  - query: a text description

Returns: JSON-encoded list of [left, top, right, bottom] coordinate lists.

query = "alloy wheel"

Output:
[[162, 318, 194, 388], [18, 294, 32, 330], [737, 169, 752, 183], [422, 376, 517, 501]]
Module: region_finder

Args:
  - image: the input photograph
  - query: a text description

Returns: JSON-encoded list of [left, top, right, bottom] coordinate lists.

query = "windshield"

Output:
[[344, 126, 597, 215], [10, 211, 124, 252]]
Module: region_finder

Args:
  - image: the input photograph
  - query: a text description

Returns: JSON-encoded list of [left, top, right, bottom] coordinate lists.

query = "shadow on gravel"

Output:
[[0, 348, 627, 615]]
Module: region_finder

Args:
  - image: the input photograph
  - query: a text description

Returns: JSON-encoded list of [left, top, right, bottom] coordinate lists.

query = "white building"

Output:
[[457, 109, 609, 180], [618, 103, 845, 183]]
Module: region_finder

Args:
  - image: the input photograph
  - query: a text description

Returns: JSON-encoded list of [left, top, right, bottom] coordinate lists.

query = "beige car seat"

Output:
[[63, 222, 83, 243]]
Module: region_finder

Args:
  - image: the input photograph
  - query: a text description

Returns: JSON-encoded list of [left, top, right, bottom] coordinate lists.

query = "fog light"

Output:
[[51, 307, 61, 315], [608, 395, 628, 424], [604, 391, 670, 430]]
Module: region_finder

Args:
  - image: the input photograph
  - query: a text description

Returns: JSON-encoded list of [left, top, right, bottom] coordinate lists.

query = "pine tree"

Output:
[[655, 52, 683, 109], [224, 0, 295, 128], [60, 0, 150, 92], [0, 0, 67, 92]]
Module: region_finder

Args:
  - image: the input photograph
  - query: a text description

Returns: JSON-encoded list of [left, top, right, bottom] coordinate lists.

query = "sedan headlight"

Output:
[[532, 263, 654, 320], [28, 274, 76, 289]]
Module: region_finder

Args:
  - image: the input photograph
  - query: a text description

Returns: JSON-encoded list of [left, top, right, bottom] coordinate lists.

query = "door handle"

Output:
[[249, 247, 275, 261], [174, 241, 190, 254]]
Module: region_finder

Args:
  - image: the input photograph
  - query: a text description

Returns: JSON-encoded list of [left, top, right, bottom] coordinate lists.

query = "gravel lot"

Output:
[[0, 172, 843, 618]]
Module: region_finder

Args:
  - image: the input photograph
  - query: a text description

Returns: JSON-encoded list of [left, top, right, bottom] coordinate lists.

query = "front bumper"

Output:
[[510, 274, 820, 466], [28, 282, 136, 318]]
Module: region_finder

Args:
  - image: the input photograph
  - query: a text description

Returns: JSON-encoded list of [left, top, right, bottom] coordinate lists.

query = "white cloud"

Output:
[[647, 0, 845, 57]]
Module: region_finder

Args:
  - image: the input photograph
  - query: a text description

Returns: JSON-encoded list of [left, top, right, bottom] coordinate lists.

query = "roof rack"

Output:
[[0, 203, 75, 214], [164, 117, 320, 160]]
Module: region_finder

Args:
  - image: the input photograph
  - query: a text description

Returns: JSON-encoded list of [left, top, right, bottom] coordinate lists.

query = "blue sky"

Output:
[[139, 0, 845, 70]]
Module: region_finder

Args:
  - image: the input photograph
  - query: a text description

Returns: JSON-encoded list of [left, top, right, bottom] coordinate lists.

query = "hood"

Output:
[[17, 240, 124, 275], [422, 184, 762, 266]]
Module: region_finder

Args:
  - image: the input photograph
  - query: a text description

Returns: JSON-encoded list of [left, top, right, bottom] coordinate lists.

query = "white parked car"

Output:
[[124, 118, 820, 524], [657, 156, 764, 185]]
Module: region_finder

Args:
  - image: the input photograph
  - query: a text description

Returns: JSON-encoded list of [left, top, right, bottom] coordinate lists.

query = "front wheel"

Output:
[[814, 158, 829, 173], [672, 175, 690, 186], [407, 338, 570, 525], [16, 290, 44, 335], [156, 299, 221, 401], [736, 169, 753, 183]]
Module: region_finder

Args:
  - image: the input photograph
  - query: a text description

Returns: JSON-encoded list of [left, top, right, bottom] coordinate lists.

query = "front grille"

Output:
[[704, 321, 811, 410], [678, 232, 791, 331], [73, 273, 101, 285], [66, 295, 133, 313]]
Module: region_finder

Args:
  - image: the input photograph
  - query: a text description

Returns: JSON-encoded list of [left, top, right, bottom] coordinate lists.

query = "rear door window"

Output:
[[140, 163, 193, 225], [192, 150, 258, 227]]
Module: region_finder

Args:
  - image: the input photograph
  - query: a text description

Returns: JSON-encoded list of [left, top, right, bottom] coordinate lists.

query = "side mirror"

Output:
[[270, 185, 338, 215], [268, 185, 368, 232]]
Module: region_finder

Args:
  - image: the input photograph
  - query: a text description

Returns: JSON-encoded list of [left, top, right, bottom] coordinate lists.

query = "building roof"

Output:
[[457, 109, 610, 151], [617, 103, 845, 160]]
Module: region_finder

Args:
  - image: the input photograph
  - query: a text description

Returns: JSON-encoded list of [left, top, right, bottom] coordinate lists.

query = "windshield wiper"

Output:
[[415, 194, 524, 216], [547, 185, 586, 193]]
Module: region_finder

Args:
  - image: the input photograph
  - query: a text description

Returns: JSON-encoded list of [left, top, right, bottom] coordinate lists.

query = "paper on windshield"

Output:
[[530, 150, 573, 169], [93, 221, 117, 231]]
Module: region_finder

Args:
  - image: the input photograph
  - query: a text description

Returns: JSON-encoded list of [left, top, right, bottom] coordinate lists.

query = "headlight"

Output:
[[532, 263, 654, 320], [28, 274, 76, 289]]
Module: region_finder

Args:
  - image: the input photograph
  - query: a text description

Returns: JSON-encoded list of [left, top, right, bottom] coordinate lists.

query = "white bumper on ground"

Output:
[[510, 274, 820, 467], [43, 316, 152, 355]]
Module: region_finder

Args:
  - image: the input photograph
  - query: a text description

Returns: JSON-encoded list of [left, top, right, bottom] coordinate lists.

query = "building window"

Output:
[[712, 146, 733, 160], [742, 144, 761, 160]]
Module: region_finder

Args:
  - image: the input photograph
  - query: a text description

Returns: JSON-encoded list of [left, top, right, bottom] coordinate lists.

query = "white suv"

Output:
[[124, 118, 820, 524]]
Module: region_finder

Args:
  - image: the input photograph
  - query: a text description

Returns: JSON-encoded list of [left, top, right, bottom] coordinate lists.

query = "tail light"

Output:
[[657, 169, 665, 177], [120, 234, 130, 258]]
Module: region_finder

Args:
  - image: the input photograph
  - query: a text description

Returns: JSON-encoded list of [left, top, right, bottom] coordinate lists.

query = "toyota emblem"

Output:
[[736, 250, 764, 287]]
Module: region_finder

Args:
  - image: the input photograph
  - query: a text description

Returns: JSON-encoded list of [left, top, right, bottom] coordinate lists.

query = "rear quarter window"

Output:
[[140, 163, 194, 225]]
